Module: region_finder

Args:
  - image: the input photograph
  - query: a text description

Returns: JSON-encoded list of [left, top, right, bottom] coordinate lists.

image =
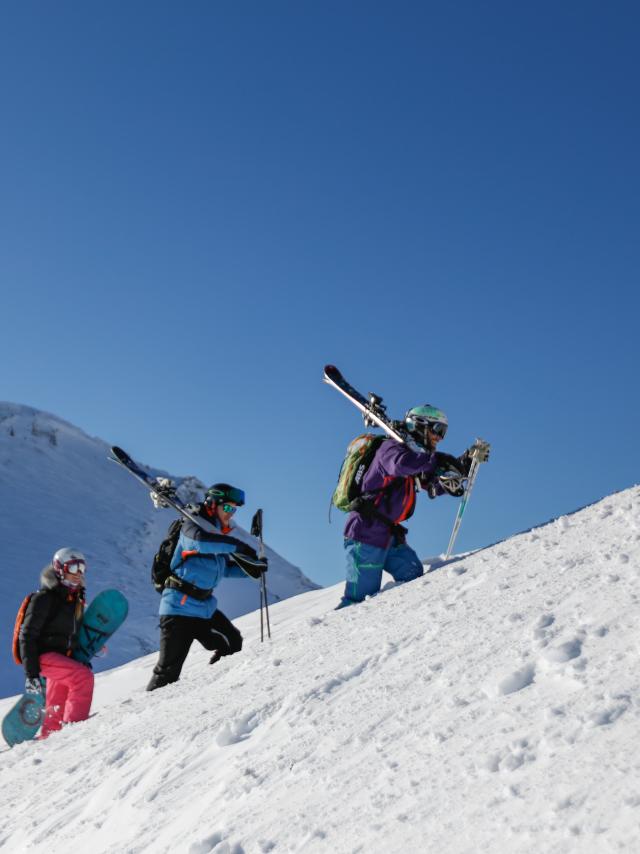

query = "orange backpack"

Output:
[[12, 593, 35, 665]]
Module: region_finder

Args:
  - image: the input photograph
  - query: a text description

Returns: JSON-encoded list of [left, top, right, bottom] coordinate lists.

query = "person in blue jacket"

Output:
[[146, 483, 267, 691]]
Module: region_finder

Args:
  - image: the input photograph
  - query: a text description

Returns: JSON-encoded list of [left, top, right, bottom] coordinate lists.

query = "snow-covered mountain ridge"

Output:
[[0, 402, 317, 697], [0, 482, 638, 853]]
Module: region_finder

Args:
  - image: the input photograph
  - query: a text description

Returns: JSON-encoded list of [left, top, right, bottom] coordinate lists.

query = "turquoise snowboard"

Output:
[[1, 691, 46, 748], [2, 589, 128, 747], [73, 588, 129, 665]]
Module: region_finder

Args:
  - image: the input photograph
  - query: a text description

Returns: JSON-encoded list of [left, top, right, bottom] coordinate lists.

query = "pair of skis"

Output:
[[109, 446, 271, 641], [323, 365, 488, 558]]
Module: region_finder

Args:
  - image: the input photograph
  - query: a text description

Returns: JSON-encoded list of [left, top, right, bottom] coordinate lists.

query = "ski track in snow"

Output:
[[0, 486, 639, 852]]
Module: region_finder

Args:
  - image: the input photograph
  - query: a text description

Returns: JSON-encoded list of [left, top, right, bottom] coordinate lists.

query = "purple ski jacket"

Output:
[[343, 438, 440, 549]]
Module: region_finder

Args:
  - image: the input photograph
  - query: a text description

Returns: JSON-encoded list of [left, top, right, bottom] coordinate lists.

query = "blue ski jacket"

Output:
[[159, 517, 248, 619]]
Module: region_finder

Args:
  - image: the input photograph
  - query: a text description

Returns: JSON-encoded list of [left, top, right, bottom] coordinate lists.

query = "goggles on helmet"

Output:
[[54, 557, 86, 575], [410, 416, 447, 439], [405, 404, 448, 441], [426, 421, 448, 439], [205, 485, 245, 506]]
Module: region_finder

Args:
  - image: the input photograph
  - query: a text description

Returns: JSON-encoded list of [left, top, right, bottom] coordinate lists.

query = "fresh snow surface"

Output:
[[0, 403, 317, 697], [1, 485, 639, 853]]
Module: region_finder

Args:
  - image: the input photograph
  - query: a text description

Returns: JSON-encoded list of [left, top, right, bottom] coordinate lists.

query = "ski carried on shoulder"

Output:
[[110, 445, 210, 529], [323, 365, 490, 559], [108, 446, 266, 580], [323, 365, 427, 455]]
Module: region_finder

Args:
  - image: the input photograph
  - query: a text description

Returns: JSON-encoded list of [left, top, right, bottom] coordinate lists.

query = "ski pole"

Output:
[[445, 439, 489, 559], [251, 509, 271, 641], [261, 572, 271, 641], [259, 577, 265, 643]]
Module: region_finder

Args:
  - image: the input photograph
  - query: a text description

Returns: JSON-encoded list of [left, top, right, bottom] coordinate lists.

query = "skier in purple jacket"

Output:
[[338, 404, 486, 608]]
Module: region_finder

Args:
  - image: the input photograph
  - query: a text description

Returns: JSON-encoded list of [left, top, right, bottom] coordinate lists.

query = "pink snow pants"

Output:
[[39, 652, 94, 738]]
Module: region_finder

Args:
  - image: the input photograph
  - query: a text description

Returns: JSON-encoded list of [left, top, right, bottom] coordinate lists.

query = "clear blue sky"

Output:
[[1, 2, 638, 588]]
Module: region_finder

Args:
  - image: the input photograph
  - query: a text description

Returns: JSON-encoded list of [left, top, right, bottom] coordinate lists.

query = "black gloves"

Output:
[[235, 541, 259, 561], [229, 552, 268, 579], [25, 677, 43, 695], [434, 451, 464, 471], [431, 453, 467, 497]]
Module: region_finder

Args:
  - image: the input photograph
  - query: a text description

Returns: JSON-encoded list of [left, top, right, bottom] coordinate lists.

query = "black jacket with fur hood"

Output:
[[19, 566, 85, 679]]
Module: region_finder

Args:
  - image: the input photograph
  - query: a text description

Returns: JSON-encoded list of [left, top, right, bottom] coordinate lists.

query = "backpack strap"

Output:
[[164, 575, 213, 601], [346, 488, 409, 541], [12, 593, 35, 665], [151, 518, 184, 593]]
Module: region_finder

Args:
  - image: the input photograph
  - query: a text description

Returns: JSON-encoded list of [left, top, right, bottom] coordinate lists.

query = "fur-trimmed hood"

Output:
[[40, 564, 85, 594]]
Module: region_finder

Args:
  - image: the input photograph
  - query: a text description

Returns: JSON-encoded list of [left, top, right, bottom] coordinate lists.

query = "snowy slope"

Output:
[[0, 403, 317, 697], [1, 485, 639, 853]]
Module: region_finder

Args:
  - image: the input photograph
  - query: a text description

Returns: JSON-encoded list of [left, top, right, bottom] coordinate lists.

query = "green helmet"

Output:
[[404, 404, 448, 440]]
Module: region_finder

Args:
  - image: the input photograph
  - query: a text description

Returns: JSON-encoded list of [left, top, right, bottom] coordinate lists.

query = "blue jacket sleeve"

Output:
[[223, 559, 250, 579]]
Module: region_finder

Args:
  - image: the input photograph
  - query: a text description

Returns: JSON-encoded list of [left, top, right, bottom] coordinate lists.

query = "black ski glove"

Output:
[[457, 451, 473, 476], [25, 677, 43, 695], [235, 542, 259, 561], [434, 452, 464, 472], [228, 552, 268, 579], [432, 453, 466, 497]]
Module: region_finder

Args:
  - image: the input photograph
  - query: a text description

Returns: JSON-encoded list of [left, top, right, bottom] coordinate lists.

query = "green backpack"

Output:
[[332, 433, 386, 512]]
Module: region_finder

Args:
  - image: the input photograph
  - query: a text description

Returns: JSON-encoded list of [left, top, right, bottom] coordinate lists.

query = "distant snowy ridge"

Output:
[[0, 484, 638, 853], [0, 402, 317, 698]]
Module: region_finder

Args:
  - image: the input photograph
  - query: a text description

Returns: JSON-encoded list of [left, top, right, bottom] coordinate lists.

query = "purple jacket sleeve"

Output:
[[375, 440, 438, 479]]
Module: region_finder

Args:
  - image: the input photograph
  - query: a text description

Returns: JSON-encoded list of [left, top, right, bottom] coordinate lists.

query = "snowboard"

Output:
[[109, 446, 266, 579], [73, 588, 129, 665], [2, 590, 129, 747], [1, 690, 46, 748]]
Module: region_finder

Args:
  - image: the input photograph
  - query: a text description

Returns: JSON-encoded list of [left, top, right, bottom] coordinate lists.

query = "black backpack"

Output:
[[151, 519, 183, 593]]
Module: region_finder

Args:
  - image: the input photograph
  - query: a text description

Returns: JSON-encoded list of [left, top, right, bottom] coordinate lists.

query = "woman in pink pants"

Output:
[[18, 547, 94, 738]]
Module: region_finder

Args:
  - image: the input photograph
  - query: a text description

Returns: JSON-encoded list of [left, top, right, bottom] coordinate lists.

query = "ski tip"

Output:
[[323, 364, 341, 379], [110, 446, 130, 463]]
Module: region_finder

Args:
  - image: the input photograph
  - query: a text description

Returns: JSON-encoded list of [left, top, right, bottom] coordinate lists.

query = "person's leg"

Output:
[[39, 652, 69, 737], [195, 610, 243, 663], [146, 616, 195, 691], [60, 660, 94, 725], [337, 539, 386, 608], [384, 542, 424, 584]]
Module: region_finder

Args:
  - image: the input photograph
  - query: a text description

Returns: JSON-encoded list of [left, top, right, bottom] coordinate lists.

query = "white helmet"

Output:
[[52, 547, 87, 587]]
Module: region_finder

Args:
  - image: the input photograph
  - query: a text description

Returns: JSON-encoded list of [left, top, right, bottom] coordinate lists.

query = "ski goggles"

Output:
[[413, 418, 447, 438], [57, 558, 86, 575], [427, 421, 448, 439], [206, 486, 245, 506], [221, 503, 238, 515]]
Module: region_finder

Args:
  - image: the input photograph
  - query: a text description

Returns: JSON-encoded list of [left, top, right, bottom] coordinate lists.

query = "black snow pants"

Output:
[[146, 610, 243, 691]]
